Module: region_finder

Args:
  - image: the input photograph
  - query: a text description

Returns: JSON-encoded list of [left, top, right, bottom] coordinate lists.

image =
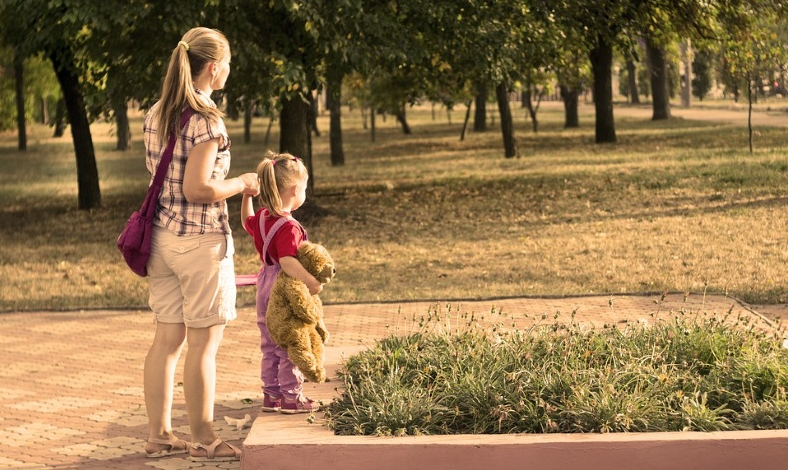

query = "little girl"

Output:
[[241, 151, 323, 414]]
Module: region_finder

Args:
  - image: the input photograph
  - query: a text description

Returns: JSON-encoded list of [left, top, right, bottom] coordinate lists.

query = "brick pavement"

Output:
[[0, 293, 785, 470]]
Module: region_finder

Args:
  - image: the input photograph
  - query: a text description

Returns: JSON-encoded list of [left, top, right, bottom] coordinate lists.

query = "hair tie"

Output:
[[178, 41, 189, 51], [271, 160, 277, 167]]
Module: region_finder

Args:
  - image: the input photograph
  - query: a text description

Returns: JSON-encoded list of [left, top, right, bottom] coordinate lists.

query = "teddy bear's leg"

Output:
[[287, 345, 322, 383], [309, 328, 327, 382], [315, 318, 330, 344], [284, 327, 323, 383]]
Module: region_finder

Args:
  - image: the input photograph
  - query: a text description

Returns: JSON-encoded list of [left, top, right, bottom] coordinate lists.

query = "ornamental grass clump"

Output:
[[324, 304, 788, 436]]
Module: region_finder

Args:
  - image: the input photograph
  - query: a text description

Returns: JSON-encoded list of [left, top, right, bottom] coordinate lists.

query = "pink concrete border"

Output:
[[243, 427, 788, 470], [241, 346, 788, 470]]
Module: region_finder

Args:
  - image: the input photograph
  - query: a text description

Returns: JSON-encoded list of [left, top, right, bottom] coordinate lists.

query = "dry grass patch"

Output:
[[0, 101, 786, 310]]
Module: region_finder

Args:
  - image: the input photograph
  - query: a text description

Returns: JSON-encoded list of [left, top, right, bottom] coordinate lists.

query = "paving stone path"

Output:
[[1, 292, 785, 469]]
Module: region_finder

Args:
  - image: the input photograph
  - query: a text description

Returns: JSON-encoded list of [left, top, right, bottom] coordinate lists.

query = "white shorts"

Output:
[[147, 225, 237, 328]]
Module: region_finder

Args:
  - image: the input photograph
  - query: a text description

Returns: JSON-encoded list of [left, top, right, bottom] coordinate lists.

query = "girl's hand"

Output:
[[307, 279, 323, 296], [238, 173, 259, 196]]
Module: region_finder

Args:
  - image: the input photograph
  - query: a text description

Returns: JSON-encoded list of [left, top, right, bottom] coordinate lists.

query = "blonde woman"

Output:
[[142, 27, 258, 462]]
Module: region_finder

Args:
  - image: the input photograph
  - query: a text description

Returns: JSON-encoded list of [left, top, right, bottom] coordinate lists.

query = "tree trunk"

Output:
[[244, 100, 253, 144], [626, 59, 640, 104], [395, 105, 411, 134], [370, 105, 376, 142], [327, 67, 345, 166], [748, 71, 753, 154], [280, 94, 313, 197], [14, 51, 26, 151], [589, 37, 617, 143], [50, 46, 101, 210], [113, 99, 131, 151], [680, 38, 692, 108], [495, 82, 517, 158], [560, 85, 580, 128], [308, 91, 320, 137], [53, 98, 67, 137], [460, 100, 472, 141], [263, 113, 274, 148], [40, 96, 49, 124], [226, 92, 239, 120], [473, 81, 487, 132], [523, 88, 541, 133], [646, 38, 671, 120]]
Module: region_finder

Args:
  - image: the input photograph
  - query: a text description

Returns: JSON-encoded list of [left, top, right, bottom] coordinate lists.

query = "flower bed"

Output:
[[325, 305, 788, 435]]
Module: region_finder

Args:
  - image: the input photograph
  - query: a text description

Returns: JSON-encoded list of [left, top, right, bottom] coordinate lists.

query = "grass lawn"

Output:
[[0, 99, 786, 311]]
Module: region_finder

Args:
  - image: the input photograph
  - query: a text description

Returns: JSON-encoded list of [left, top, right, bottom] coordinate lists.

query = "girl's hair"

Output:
[[256, 151, 309, 217], [153, 27, 230, 144]]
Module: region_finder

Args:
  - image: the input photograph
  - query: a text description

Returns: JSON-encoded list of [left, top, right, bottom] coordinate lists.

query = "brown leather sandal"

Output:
[[189, 438, 242, 462], [145, 436, 189, 458]]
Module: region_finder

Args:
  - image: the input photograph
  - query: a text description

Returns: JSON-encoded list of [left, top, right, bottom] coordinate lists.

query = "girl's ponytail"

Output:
[[257, 158, 284, 216]]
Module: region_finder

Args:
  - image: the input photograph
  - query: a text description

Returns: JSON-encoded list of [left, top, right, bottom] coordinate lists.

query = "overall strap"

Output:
[[260, 214, 294, 266]]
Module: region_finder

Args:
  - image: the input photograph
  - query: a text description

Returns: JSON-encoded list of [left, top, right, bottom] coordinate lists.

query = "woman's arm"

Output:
[[280, 256, 323, 295], [183, 139, 258, 204]]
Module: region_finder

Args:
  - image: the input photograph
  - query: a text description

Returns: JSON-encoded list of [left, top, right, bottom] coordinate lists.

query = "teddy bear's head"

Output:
[[297, 241, 336, 285]]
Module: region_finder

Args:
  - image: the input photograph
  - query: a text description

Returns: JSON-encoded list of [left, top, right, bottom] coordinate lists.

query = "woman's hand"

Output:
[[238, 172, 259, 196], [184, 141, 259, 203]]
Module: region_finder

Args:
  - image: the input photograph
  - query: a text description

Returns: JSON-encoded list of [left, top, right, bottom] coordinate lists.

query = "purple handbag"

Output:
[[117, 108, 193, 277]]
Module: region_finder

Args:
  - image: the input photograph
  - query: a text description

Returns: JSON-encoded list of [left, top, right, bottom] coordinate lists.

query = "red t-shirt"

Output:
[[243, 209, 306, 266]]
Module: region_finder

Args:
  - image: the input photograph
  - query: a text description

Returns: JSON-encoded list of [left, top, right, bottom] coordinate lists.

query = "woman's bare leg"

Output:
[[144, 322, 186, 452]]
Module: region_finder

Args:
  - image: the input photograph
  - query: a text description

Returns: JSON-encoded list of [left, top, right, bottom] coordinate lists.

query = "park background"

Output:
[[0, 0, 787, 312]]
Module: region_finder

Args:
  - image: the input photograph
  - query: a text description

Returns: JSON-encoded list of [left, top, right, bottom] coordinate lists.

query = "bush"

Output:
[[324, 305, 788, 435]]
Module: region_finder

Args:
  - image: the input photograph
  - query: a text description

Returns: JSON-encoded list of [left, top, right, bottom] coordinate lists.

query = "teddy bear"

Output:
[[265, 241, 336, 383]]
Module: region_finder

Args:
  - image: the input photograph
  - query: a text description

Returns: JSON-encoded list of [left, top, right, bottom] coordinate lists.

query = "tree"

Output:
[[0, 0, 203, 209], [326, 58, 345, 166], [13, 48, 25, 150], [432, 0, 562, 157], [473, 81, 488, 132], [719, 14, 787, 152], [646, 36, 671, 120], [626, 58, 641, 104], [542, 0, 639, 143], [0, 1, 103, 209], [692, 48, 714, 101]]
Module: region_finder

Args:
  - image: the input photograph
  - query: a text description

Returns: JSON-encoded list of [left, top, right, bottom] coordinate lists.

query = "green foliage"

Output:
[[692, 49, 714, 101], [0, 47, 60, 131], [325, 305, 788, 435]]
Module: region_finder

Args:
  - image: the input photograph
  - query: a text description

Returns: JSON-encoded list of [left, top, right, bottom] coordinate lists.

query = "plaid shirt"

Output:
[[143, 94, 232, 236]]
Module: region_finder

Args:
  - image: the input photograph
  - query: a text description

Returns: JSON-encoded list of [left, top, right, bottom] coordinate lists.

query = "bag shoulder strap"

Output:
[[140, 107, 193, 215], [150, 107, 194, 189]]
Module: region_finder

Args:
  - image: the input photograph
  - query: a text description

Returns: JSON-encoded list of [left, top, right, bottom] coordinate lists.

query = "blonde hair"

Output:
[[257, 151, 309, 217], [154, 27, 230, 144]]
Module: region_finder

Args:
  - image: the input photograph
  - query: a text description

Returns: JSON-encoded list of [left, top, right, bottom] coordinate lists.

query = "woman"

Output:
[[141, 27, 258, 462]]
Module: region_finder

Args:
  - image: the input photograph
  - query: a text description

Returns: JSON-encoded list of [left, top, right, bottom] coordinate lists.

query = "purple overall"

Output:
[[256, 215, 307, 401]]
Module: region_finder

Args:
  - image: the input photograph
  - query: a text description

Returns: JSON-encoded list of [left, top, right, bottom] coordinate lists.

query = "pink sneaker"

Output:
[[280, 396, 319, 414], [261, 393, 281, 412]]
